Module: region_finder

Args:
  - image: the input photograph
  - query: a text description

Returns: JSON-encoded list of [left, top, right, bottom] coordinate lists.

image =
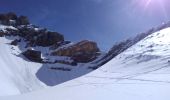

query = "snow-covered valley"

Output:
[[0, 13, 102, 96], [1, 23, 170, 100]]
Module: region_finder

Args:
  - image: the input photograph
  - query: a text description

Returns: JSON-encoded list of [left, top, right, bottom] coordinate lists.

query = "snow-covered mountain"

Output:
[[95, 21, 170, 68], [2, 23, 170, 100], [1, 12, 170, 100], [0, 13, 103, 96]]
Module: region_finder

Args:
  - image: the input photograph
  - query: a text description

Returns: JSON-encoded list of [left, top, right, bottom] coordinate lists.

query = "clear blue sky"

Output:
[[1, 0, 170, 51]]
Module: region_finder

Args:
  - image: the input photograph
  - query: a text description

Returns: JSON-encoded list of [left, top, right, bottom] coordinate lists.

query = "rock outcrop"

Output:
[[0, 12, 29, 26], [22, 49, 42, 63], [52, 40, 100, 63], [36, 31, 64, 47], [10, 39, 21, 46], [0, 12, 101, 64]]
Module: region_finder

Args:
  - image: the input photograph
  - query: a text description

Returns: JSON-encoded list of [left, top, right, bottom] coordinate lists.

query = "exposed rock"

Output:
[[0, 32, 5, 37], [0, 12, 29, 26], [17, 25, 39, 37], [50, 41, 71, 50], [6, 12, 18, 20], [22, 49, 42, 63], [0, 12, 17, 25], [52, 40, 100, 63], [5, 28, 19, 36], [10, 39, 21, 46], [16, 16, 29, 25], [71, 53, 99, 63], [0, 13, 101, 64], [36, 31, 64, 47]]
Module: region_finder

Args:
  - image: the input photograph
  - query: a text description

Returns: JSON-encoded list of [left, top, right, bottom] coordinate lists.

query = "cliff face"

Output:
[[0, 12, 101, 64], [51, 40, 100, 63]]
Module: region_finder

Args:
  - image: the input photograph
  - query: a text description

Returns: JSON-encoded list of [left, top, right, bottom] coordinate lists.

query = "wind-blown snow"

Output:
[[2, 27, 170, 100]]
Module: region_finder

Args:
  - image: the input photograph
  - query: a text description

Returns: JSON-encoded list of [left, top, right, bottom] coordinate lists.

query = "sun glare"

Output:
[[144, 0, 153, 9], [131, 0, 168, 18]]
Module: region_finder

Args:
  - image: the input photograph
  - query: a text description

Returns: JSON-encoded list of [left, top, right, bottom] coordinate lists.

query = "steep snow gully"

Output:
[[1, 26, 170, 99]]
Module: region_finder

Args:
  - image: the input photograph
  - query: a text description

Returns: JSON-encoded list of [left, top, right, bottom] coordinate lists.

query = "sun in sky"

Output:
[[131, 0, 168, 19]]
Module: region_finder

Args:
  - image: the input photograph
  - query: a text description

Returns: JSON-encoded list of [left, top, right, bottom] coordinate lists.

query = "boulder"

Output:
[[10, 39, 21, 46], [51, 40, 100, 63], [22, 49, 42, 63], [17, 16, 30, 25], [36, 31, 64, 47], [0, 32, 5, 37]]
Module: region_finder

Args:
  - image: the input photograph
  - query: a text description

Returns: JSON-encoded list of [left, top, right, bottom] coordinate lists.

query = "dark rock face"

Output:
[[10, 39, 21, 46], [0, 12, 17, 25], [0, 32, 5, 37], [50, 41, 71, 50], [36, 31, 64, 47], [72, 53, 98, 63], [0, 12, 29, 26], [17, 16, 30, 25], [16, 26, 64, 47], [0, 12, 101, 65], [22, 49, 42, 63], [6, 12, 18, 20], [52, 40, 100, 63]]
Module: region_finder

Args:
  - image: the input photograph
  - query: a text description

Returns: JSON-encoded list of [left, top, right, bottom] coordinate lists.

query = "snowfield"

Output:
[[0, 24, 96, 96], [0, 37, 45, 96], [1, 27, 170, 99]]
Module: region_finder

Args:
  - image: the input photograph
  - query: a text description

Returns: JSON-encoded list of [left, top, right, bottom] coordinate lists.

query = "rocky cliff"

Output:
[[0, 12, 101, 64]]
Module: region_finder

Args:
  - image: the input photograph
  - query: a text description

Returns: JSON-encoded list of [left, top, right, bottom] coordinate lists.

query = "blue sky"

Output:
[[1, 0, 170, 51]]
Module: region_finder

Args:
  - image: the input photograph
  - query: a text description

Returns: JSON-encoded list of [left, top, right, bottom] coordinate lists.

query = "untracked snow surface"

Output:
[[1, 28, 170, 99], [0, 37, 45, 96]]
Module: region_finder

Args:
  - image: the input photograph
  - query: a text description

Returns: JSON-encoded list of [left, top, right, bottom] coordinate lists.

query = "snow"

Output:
[[0, 36, 95, 96], [1, 24, 170, 100], [1, 27, 170, 100], [0, 25, 98, 96], [0, 25, 17, 32], [0, 37, 45, 96]]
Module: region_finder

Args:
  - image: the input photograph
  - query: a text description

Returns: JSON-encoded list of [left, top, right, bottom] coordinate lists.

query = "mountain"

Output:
[[2, 22, 170, 100], [94, 21, 170, 68], [1, 12, 170, 100], [0, 12, 103, 96]]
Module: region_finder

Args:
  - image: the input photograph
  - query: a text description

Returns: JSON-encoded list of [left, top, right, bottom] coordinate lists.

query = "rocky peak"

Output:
[[0, 12, 29, 26]]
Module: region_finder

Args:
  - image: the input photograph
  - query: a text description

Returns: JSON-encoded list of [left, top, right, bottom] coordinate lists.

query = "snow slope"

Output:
[[0, 25, 98, 96], [0, 36, 45, 96], [2, 27, 170, 100]]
